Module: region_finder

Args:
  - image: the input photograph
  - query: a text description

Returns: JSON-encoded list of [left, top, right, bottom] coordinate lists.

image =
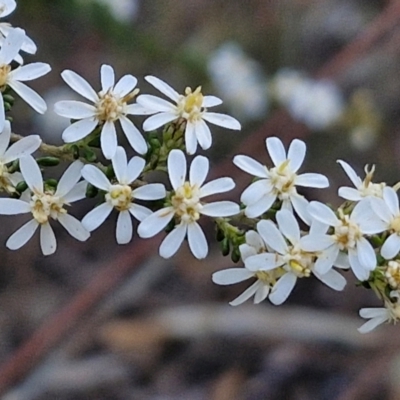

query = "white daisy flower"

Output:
[[358, 292, 400, 333], [136, 75, 241, 155], [337, 160, 385, 201], [54, 64, 147, 160], [137, 149, 240, 259], [370, 186, 400, 260], [81, 146, 166, 244], [0, 27, 50, 131], [302, 201, 385, 281], [233, 136, 329, 223], [0, 120, 41, 193], [0, 156, 89, 255]]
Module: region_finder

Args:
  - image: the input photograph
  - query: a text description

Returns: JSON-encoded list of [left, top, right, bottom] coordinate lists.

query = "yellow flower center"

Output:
[[0, 64, 11, 88], [105, 184, 132, 211], [177, 86, 204, 123], [96, 88, 139, 122], [386, 261, 400, 289], [334, 212, 362, 250], [268, 160, 296, 200], [171, 181, 202, 223], [255, 268, 285, 285], [30, 192, 66, 224], [391, 216, 400, 233], [0, 162, 15, 193]]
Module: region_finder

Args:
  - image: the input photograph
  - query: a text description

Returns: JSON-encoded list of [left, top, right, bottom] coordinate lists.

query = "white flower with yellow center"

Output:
[[234, 137, 329, 223], [0, 121, 41, 193], [137, 149, 240, 259], [0, 156, 89, 255], [337, 160, 385, 201], [54, 64, 147, 160], [136, 75, 241, 155], [303, 201, 386, 281], [81, 146, 166, 244], [358, 292, 400, 333], [0, 27, 50, 132]]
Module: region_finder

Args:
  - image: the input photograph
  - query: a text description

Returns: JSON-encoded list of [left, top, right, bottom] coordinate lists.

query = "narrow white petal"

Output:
[[168, 149, 186, 190], [233, 155, 268, 178], [308, 201, 338, 226], [202, 112, 241, 130], [269, 273, 297, 305], [114, 74, 137, 97], [3, 135, 41, 163], [10, 62, 51, 81], [40, 222, 57, 255], [81, 165, 110, 191], [0, 198, 30, 214], [61, 70, 98, 102], [184, 121, 197, 155], [266, 137, 286, 167], [62, 119, 98, 143], [54, 100, 96, 119], [370, 198, 391, 224], [0, 27, 24, 64], [100, 64, 115, 92], [254, 285, 270, 304], [314, 269, 346, 291], [383, 186, 400, 216], [244, 193, 276, 218], [381, 233, 400, 260], [257, 219, 287, 254], [202, 95, 223, 107], [127, 156, 145, 183], [55, 160, 83, 198], [9, 80, 47, 113], [300, 234, 335, 252], [120, 116, 148, 155], [0, 119, 10, 156], [338, 187, 363, 201], [159, 223, 187, 258], [229, 281, 261, 306], [137, 207, 174, 238], [133, 183, 166, 200], [189, 155, 209, 187], [200, 177, 234, 198], [126, 103, 155, 115], [291, 195, 311, 225], [276, 209, 300, 244], [145, 75, 180, 102], [82, 203, 113, 232], [337, 160, 362, 188], [0, 95, 5, 132], [334, 252, 350, 269], [349, 250, 370, 281], [62, 181, 87, 203], [20, 155, 43, 193], [313, 246, 339, 274], [0, 1, 16, 18], [212, 268, 254, 285], [244, 253, 279, 271], [136, 94, 175, 112], [357, 237, 377, 270], [360, 308, 388, 318], [112, 146, 128, 183], [100, 121, 117, 160], [195, 119, 212, 150], [116, 210, 133, 244], [58, 213, 90, 241], [128, 203, 152, 221], [143, 112, 177, 132], [240, 180, 272, 205], [287, 139, 306, 173], [246, 231, 265, 251], [358, 316, 388, 334], [187, 222, 208, 259], [7, 219, 38, 250], [295, 173, 329, 188], [201, 201, 239, 217]]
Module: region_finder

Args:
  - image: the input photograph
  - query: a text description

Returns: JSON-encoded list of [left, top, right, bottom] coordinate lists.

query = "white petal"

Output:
[[190, 155, 209, 187], [200, 177, 235, 198], [168, 149, 186, 190], [246, 231, 265, 251], [266, 136, 286, 167], [116, 210, 133, 244], [244, 193, 276, 218], [114, 74, 137, 97], [159, 223, 187, 258], [62, 181, 87, 203], [257, 219, 287, 254], [0, 198, 30, 214], [233, 155, 268, 178], [137, 207, 174, 238], [112, 146, 128, 183], [0, 1, 16, 18], [195, 119, 212, 150], [269, 273, 297, 305], [3, 134, 41, 163], [314, 268, 346, 291], [229, 281, 261, 306], [381, 233, 400, 260], [0, 117, 10, 155], [240, 179, 272, 205], [100, 121, 117, 160], [81, 165, 110, 191], [383, 186, 399, 216], [10, 62, 51, 81], [61, 69, 98, 102], [58, 213, 90, 241], [291, 195, 311, 225], [62, 118, 98, 143], [54, 100, 96, 119], [212, 268, 254, 285], [201, 201, 239, 217], [360, 308, 388, 318], [0, 95, 5, 132], [295, 173, 329, 188], [120, 116, 148, 155], [128, 203, 152, 221], [100, 64, 115, 92], [358, 316, 388, 334], [136, 94, 175, 112], [337, 160, 362, 188], [287, 139, 306, 173], [0, 27, 24, 64], [202, 112, 241, 130], [9, 80, 47, 113], [132, 183, 166, 200], [276, 209, 300, 245], [20, 155, 43, 193], [338, 187, 363, 201], [300, 235, 335, 252], [127, 156, 145, 183], [357, 237, 377, 270], [184, 120, 197, 155], [244, 253, 279, 271], [254, 284, 271, 304], [126, 103, 155, 115], [187, 222, 208, 259], [145, 75, 180, 102], [202, 95, 223, 107], [56, 160, 83, 198], [308, 201, 338, 226], [82, 202, 113, 231], [40, 222, 57, 255], [7, 219, 38, 250], [313, 246, 339, 274], [349, 250, 370, 281], [370, 197, 391, 224], [143, 112, 177, 132]]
